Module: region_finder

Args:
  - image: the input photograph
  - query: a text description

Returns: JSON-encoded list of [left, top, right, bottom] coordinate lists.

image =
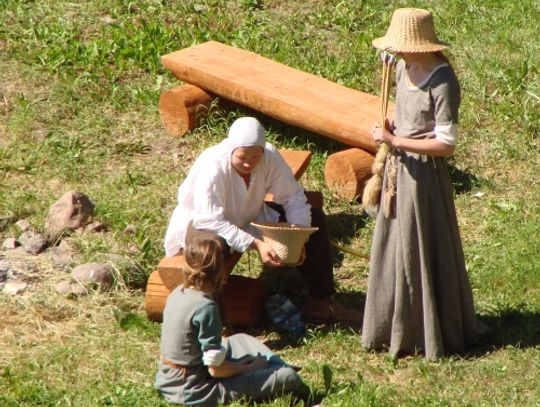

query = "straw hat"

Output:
[[250, 222, 319, 266], [372, 8, 449, 53]]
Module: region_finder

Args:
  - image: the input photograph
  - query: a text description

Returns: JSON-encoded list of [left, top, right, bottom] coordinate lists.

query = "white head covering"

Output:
[[226, 117, 266, 150]]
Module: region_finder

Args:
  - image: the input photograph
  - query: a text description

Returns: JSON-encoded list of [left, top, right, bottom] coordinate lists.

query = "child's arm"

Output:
[[371, 121, 456, 157], [207, 356, 267, 378]]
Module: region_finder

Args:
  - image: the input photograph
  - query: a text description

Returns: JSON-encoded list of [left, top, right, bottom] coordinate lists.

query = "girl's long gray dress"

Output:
[[361, 60, 488, 360], [155, 286, 305, 405]]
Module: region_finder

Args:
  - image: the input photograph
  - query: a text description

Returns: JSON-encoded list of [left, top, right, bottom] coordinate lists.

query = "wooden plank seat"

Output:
[[160, 40, 382, 153]]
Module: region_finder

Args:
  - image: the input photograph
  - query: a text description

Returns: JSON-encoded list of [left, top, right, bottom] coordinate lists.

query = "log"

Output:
[[161, 41, 390, 153], [158, 84, 213, 137], [324, 148, 374, 201], [144, 252, 266, 326]]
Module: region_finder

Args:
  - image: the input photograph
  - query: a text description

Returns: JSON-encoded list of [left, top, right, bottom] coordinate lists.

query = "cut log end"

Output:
[[324, 148, 374, 201], [158, 84, 214, 137]]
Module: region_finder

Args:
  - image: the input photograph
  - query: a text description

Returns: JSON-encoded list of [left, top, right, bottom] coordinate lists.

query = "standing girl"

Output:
[[361, 8, 489, 360], [155, 236, 308, 405]]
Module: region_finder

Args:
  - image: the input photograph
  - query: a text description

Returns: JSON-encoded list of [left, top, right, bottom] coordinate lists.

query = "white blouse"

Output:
[[164, 140, 311, 256]]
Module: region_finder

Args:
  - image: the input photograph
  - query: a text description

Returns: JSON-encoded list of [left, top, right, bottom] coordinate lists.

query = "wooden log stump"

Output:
[[158, 84, 213, 137], [324, 148, 374, 201], [145, 251, 255, 325]]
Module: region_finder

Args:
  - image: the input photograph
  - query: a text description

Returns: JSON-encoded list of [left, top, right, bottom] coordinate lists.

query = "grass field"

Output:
[[1, 0, 539, 406]]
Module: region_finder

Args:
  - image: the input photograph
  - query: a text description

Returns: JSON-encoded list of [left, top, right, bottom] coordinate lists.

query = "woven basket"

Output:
[[251, 222, 319, 265]]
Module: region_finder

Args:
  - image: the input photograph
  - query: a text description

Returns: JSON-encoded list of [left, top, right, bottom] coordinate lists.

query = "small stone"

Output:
[[15, 219, 31, 232], [55, 280, 87, 296], [55, 280, 72, 295], [2, 237, 19, 250], [18, 231, 48, 255], [3, 280, 28, 295], [50, 241, 75, 270], [70, 283, 87, 296], [99, 15, 117, 25], [72, 262, 114, 289], [45, 191, 95, 240], [85, 221, 106, 233], [123, 224, 137, 235]]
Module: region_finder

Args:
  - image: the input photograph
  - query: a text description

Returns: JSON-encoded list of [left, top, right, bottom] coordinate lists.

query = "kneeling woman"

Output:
[[155, 236, 308, 405]]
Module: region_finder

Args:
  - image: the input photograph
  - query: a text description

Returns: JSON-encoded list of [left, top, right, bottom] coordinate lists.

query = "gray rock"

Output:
[[2, 238, 19, 250], [45, 191, 95, 240], [50, 241, 76, 270], [85, 221, 106, 233], [55, 280, 72, 295], [72, 262, 114, 289], [18, 231, 48, 255], [55, 280, 88, 296], [3, 280, 28, 295], [123, 224, 137, 235]]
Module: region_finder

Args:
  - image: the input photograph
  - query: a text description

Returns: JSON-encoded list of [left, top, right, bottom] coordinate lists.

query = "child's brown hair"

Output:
[[183, 236, 225, 291]]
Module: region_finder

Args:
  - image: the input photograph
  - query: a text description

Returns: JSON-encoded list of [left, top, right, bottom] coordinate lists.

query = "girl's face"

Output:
[[231, 146, 264, 176]]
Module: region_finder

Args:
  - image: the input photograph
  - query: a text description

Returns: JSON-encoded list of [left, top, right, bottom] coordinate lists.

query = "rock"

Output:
[[45, 191, 95, 240], [55, 280, 72, 295], [3, 280, 28, 295], [50, 241, 76, 270], [55, 280, 88, 296], [70, 283, 88, 296], [18, 231, 48, 255], [85, 221, 106, 233], [72, 262, 114, 289], [123, 224, 137, 235], [15, 219, 31, 232], [2, 237, 19, 250]]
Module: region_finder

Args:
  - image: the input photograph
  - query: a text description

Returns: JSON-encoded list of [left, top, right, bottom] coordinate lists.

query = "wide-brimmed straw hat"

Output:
[[372, 8, 449, 53], [250, 222, 318, 266]]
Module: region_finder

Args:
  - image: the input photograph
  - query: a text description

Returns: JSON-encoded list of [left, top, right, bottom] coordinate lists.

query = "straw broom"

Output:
[[362, 51, 396, 216]]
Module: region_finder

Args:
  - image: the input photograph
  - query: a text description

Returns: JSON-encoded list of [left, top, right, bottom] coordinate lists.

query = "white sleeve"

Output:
[[202, 346, 227, 366], [434, 123, 458, 145]]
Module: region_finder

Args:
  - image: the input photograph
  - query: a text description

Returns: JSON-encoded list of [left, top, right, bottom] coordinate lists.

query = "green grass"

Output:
[[1, 0, 539, 406]]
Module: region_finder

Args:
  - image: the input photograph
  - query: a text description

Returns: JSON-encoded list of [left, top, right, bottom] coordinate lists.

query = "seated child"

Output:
[[155, 236, 309, 405]]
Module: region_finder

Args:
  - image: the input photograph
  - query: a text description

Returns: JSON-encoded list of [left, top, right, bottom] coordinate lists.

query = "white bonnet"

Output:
[[226, 117, 266, 150]]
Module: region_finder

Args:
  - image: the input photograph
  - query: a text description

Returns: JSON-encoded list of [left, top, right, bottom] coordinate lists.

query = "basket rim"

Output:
[[250, 221, 319, 233]]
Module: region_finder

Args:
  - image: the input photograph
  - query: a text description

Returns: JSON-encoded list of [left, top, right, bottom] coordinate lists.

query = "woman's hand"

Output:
[[294, 246, 306, 266], [252, 238, 283, 267]]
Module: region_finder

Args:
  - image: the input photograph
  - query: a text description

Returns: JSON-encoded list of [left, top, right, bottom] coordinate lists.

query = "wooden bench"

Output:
[[160, 40, 381, 152], [145, 149, 319, 324], [158, 41, 392, 201]]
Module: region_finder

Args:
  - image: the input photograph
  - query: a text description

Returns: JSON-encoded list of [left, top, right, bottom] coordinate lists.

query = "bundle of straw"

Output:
[[362, 51, 396, 216]]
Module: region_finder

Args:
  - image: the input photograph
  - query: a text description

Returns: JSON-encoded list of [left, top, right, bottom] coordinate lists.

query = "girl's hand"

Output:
[[370, 120, 394, 146], [245, 356, 267, 371]]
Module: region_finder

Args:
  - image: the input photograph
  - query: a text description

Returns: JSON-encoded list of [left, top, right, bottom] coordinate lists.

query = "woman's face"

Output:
[[231, 146, 264, 176]]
